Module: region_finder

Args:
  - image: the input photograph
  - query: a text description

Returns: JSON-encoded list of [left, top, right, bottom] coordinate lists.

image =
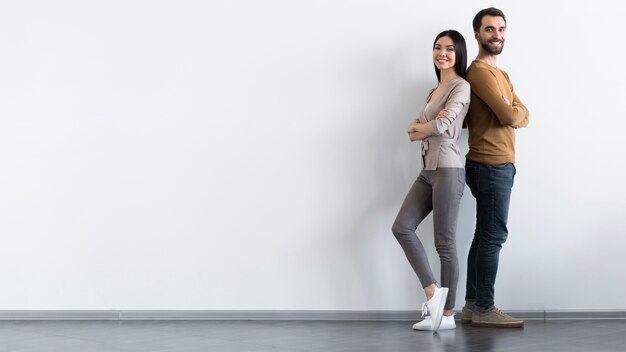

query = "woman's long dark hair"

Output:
[[433, 30, 467, 81]]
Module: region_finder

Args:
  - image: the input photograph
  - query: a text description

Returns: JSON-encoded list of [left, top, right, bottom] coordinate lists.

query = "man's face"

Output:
[[476, 15, 506, 55]]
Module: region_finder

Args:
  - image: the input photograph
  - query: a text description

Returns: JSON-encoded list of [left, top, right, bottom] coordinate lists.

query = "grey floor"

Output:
[[1, 319, 626, 352]]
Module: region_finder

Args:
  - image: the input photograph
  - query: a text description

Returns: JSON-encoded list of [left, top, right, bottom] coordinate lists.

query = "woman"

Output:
[[392, 29, 470, 332]]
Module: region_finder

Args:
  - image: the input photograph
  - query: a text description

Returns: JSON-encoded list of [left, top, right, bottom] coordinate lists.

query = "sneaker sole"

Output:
[[413, 325, 456, 331], [461, 317, 472, 324], [415, 317, 457, 331], [471, 321, 524, 328]]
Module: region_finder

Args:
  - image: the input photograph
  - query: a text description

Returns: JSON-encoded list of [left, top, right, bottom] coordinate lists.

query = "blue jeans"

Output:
[[464, 159, 516, 312]]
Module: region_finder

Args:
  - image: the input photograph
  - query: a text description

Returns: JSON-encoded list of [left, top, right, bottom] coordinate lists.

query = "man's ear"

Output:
[[474, 32, 479, 40]]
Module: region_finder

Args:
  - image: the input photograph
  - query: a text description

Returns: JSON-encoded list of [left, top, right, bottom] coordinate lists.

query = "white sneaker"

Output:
[[412, 314, 456, 331], [425, 286, 448, 332]]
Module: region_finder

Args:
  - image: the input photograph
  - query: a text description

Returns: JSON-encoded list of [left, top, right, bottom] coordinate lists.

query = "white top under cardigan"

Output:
[[416, 77, 470, 170]]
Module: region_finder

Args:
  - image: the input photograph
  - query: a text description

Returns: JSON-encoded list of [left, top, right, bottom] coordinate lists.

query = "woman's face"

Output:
[[433, 36, 456, 72]]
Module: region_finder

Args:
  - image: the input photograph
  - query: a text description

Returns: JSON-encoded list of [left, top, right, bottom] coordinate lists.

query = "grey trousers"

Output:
[[392, 168, 465, 310]]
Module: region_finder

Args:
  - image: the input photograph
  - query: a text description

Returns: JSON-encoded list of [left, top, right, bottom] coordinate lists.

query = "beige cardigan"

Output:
[[416, 77, 470, 170]]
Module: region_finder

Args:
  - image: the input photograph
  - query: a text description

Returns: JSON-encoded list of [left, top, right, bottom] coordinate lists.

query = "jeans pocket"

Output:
[[492, 163, 515, 188], [465, 164, 479, 196]]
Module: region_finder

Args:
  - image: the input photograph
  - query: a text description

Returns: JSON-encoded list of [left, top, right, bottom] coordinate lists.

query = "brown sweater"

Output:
[[466, 60, 529, 165]]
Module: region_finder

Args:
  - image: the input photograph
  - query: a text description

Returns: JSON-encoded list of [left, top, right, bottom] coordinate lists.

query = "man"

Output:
[[461, 7, 529, 328]]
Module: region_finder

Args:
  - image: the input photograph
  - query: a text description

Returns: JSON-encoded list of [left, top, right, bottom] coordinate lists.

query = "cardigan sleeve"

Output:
[[429, 80, 470, 135]]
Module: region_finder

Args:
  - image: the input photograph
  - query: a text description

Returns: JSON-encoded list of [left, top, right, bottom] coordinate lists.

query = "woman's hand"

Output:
[[408, 131, 427, 141], [407, 119, 432, 141], [407, 120, 421, 133]]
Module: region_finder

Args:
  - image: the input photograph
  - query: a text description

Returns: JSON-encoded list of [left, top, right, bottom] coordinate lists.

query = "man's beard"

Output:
[[481, 38, 504, 55]]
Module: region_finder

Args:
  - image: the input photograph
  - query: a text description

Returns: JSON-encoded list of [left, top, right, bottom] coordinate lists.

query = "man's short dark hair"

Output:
[[472, 7, 507, 32]]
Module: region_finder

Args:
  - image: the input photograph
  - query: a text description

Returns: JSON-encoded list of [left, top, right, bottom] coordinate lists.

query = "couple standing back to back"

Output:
[[392, 7, 530, 332]]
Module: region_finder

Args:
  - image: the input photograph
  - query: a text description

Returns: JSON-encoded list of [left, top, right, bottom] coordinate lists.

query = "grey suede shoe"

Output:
[[461, 305, 475, 324], [471, 307, 524, 328]]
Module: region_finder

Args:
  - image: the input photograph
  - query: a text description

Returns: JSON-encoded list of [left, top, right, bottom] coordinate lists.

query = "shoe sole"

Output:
[[461, 317, 472, 324], [432, 287, 448, 333], [414, 318, 457, 331], [413, 325, 456, 331], [471, 321, 524, 328]]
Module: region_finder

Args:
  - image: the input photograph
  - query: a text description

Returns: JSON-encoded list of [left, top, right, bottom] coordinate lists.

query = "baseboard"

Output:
[[0, 310, 625, 321]]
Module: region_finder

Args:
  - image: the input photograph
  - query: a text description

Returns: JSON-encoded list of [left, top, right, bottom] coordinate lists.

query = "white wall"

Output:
[[0, 0, 624, 311]]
